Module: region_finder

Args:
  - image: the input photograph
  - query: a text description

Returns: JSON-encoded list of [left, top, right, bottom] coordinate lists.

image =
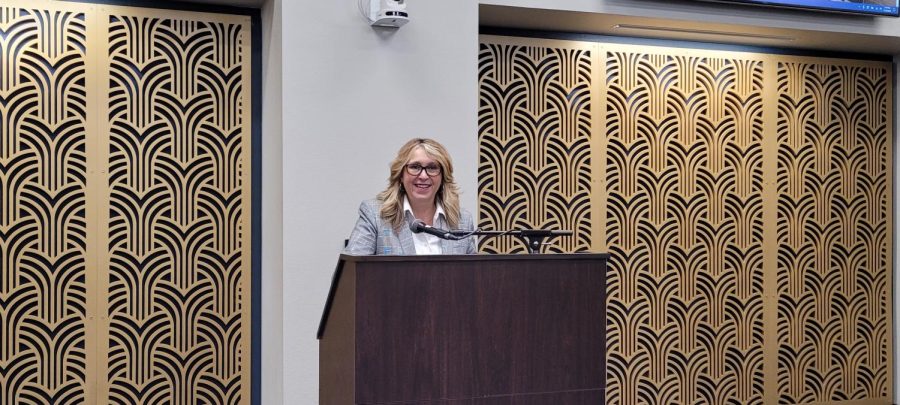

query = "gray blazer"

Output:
[[344, 199, 477, 255]]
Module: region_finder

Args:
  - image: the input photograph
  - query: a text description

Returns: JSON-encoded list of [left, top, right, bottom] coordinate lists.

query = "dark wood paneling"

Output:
[[352, 255, 606, 404], [369, 389, 605, 404], [319, 261, 356, 405]]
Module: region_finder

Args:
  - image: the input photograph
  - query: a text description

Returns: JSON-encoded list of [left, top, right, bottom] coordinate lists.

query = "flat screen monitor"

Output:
[[703, 0, 899, 16]]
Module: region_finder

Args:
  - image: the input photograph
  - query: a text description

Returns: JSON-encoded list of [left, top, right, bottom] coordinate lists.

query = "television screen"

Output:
[[703, 0, 899, 16]]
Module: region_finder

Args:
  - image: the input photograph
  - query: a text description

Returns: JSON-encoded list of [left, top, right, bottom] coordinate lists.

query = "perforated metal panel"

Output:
[[478, 35, 892, 405], [0, 2, 252, 404]]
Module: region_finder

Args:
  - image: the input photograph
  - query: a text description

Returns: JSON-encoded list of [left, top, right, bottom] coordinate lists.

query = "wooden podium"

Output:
[[317, 253, 608, 404]]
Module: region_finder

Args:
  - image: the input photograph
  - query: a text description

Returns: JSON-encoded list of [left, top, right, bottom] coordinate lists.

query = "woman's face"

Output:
[[402, 147, 443, 207]]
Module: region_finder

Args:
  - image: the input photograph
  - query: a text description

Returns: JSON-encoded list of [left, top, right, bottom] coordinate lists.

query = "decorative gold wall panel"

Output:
[[105, 12, 251, 405], [477, 38, 596, 253], [0, 2, 252, 404], [603, 47, 767, 405], [478, 35, 892, 405], [774, 60, 891, 403], [0, 6, 88, 404]]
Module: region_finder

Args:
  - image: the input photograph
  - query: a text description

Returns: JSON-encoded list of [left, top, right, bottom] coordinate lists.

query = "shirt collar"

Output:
[[403, 196, 445, 224]]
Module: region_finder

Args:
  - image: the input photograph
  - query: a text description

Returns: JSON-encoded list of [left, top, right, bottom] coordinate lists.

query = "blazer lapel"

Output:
[[437, 215, 452, 254], [399, 216, 416, 255]]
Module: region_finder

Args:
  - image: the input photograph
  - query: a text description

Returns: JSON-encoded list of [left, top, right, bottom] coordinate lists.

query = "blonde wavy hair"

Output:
[[377, 138, 461, 229]]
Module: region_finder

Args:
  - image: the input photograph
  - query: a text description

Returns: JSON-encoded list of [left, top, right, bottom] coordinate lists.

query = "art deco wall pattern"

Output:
[[478, 35, 892, 405], [0, 2, 252, 404]]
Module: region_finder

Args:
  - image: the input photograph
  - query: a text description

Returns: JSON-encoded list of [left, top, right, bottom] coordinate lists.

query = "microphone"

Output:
[[409, 220, 458, 240]]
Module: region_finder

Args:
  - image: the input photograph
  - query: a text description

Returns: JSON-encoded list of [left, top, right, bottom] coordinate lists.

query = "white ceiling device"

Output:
[[361, 0, 409, 28]]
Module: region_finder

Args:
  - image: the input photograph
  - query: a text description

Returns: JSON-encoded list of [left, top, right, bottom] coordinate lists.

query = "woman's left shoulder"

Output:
[[459, 208, 475, 229]]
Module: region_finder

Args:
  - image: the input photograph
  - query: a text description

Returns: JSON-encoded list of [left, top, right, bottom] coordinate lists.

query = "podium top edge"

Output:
[[319, 251, 611, 339], [339, 252, 610, 263]]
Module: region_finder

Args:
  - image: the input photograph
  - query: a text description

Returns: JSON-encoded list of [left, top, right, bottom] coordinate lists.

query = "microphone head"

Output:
[[409, 219, 425, 233]]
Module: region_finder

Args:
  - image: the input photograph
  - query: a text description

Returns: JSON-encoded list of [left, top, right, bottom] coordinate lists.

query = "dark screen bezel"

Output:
[[699, 0, 900, 17]]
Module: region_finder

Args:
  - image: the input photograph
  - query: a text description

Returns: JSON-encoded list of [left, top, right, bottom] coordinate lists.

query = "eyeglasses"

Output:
[[406, 163, 441, 177]]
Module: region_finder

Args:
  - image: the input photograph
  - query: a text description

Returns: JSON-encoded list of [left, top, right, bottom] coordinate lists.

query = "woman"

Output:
[[344, 138, 477, 255]]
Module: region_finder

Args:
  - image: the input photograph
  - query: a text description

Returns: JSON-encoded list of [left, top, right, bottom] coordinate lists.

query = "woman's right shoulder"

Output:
[[359, 198, 383, 209], [358, 198, 385, 217]]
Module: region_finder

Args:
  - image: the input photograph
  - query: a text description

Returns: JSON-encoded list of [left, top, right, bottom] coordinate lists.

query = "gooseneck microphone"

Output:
[[409, 220, 460, 240], [410, 219, 573, 253]]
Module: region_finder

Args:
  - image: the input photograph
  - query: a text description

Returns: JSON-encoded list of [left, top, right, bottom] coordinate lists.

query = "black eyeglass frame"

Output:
[[405, 163, 442, 177]]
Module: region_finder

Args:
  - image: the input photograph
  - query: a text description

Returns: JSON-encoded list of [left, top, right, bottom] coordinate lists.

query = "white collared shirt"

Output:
[[404, 197, 444, 255]]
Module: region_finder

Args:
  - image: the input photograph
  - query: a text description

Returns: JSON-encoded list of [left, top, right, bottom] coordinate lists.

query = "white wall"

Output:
[[260, 0, 282, 404], [274, 0, 900, 403], [280, 0, 478, 401]]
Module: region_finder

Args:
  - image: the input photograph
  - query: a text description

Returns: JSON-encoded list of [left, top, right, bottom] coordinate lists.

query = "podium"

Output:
[[317, 253, 608, 404]]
